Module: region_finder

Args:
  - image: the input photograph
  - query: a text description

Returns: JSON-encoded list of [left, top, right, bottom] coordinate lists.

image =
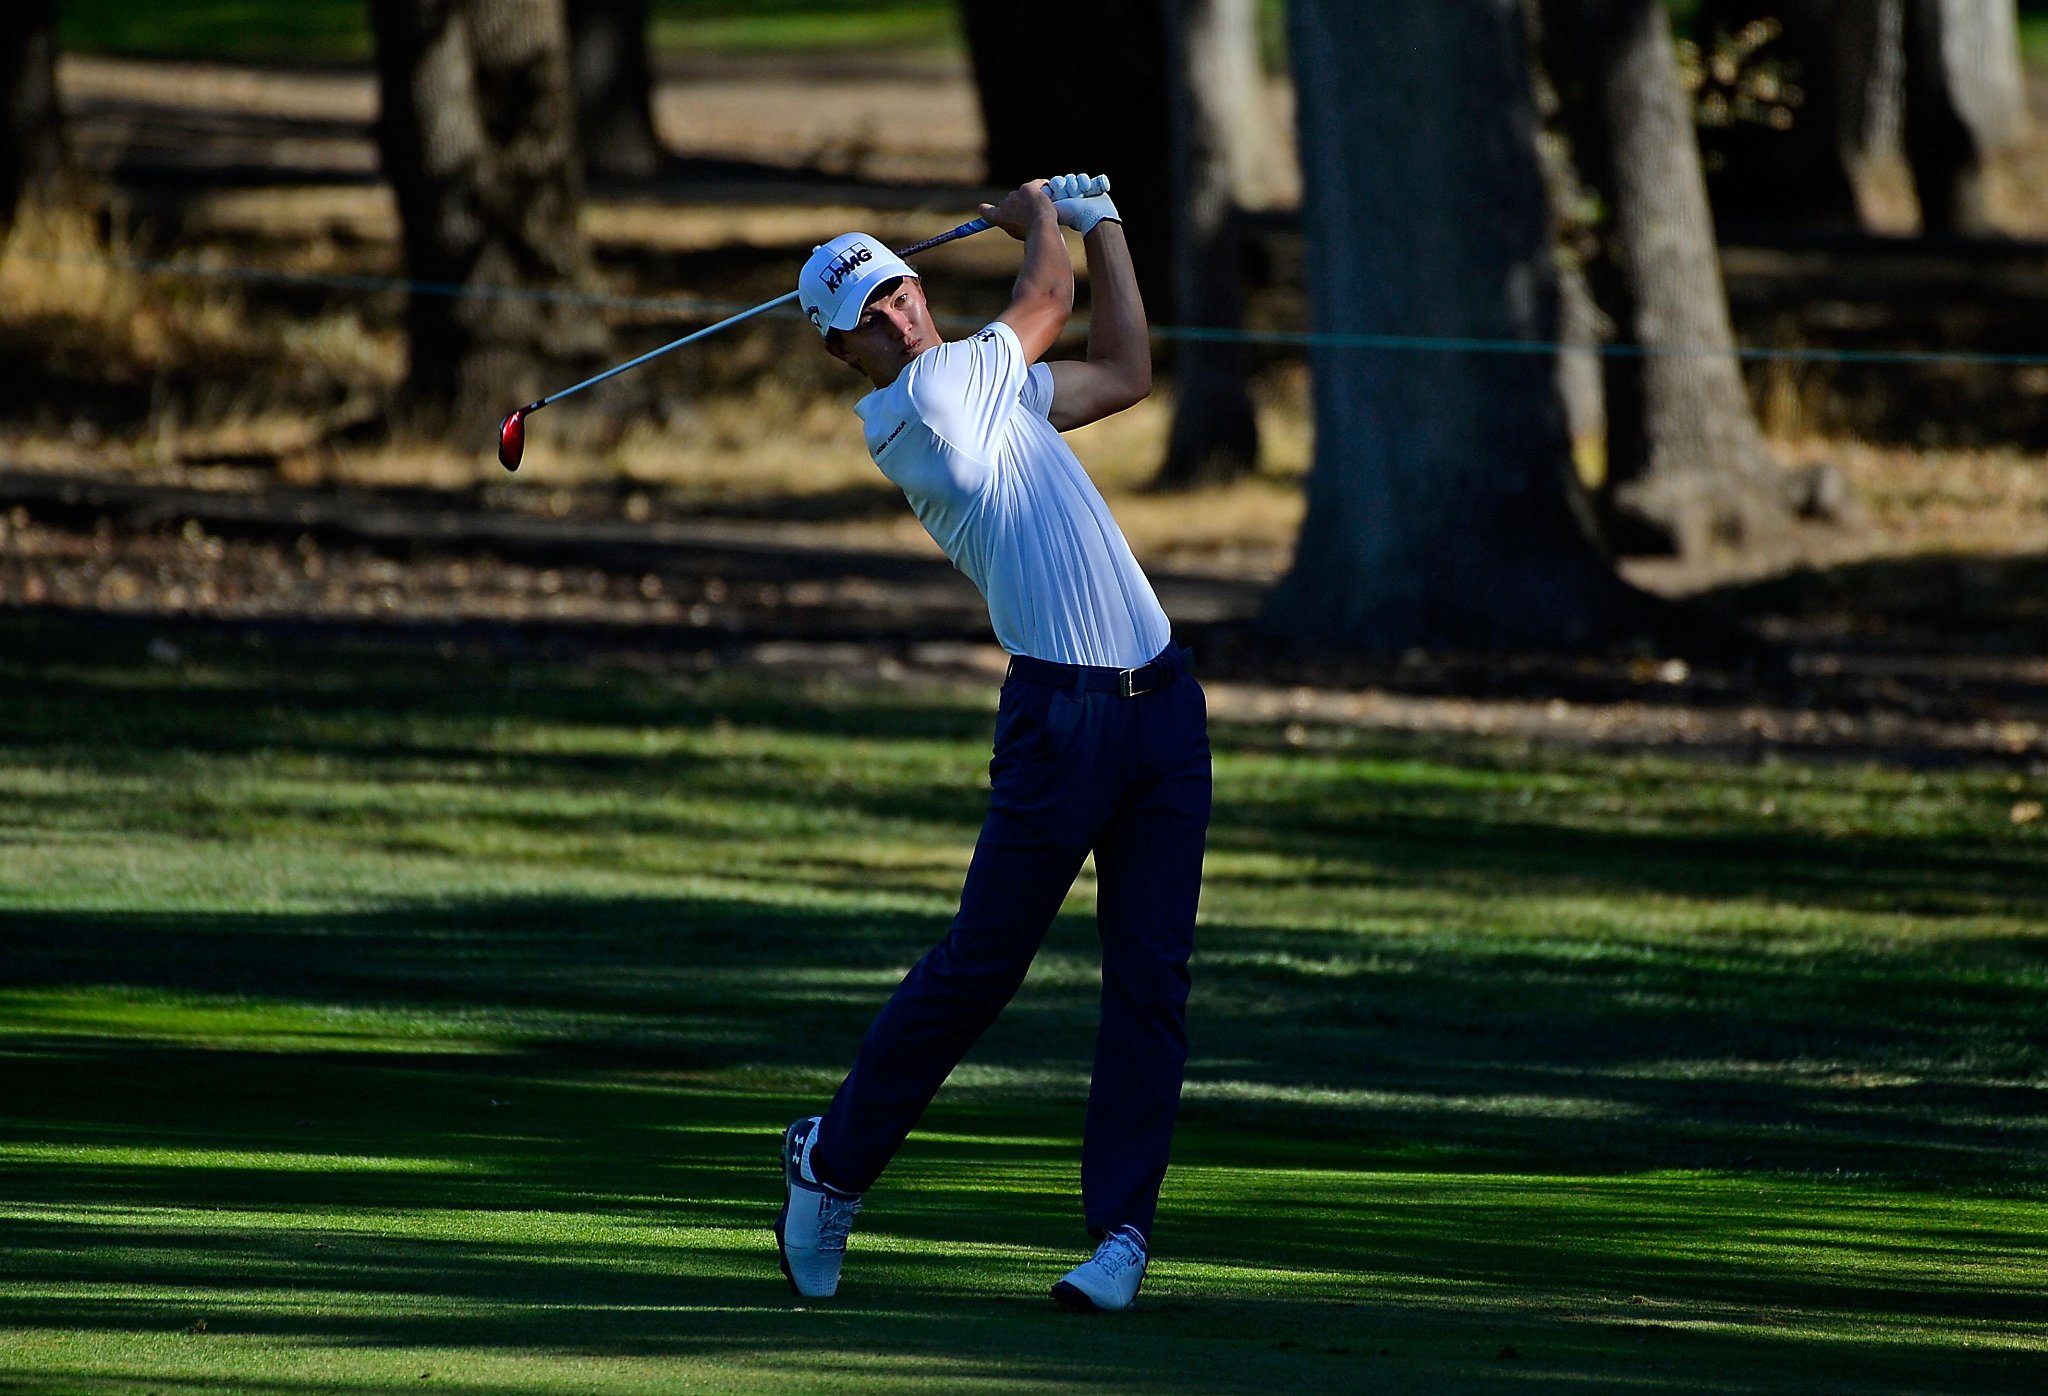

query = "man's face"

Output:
[[827, 276, 937, 387]]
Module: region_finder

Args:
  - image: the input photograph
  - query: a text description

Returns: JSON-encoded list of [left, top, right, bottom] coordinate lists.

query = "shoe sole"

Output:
[[1051, 1279, 1099, 1311], [775, 1121, 805, 1297], [774, 1206, 799, 1295], [1051, 1279, 1139, 1312]]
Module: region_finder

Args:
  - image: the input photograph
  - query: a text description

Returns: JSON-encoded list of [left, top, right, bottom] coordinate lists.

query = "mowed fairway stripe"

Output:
[[2, 626, 2044, 1392]]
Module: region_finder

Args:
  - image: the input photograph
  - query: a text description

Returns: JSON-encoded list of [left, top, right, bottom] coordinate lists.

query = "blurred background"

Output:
[[0, 0, 2044, 700]]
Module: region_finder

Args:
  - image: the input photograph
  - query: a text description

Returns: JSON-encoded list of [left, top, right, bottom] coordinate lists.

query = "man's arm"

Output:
[[982, 183, 1075, 363], [1044, 220, 1151, 431]]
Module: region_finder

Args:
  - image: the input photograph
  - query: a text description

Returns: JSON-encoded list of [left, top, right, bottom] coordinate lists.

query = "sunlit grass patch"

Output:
[[0, 987, 527, 1053], [1, 625, 2045, 1392]]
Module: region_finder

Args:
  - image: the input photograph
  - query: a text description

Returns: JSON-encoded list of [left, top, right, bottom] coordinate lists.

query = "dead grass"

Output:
[[1785, 436, 2048, 551], [3, 117, 2040, 588], [0, 189, 392, 466], [0, 199, 157, 377], [1992, 75, 2048, 236], [528, 374, 1314, 571]]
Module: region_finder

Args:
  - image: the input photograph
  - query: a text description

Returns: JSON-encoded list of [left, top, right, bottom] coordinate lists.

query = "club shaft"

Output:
[[531, 216, 994, 413], [535, 290, 797, 410]]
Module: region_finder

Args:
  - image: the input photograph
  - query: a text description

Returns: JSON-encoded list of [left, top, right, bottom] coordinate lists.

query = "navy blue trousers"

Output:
[[812, 645, 1211, 1242]]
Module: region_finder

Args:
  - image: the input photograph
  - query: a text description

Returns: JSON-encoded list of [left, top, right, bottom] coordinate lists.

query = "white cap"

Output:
[[797, 233, 919, 337]]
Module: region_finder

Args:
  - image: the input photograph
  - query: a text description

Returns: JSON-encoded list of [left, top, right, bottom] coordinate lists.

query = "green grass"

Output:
[[57, 0, 963, 64], [2024, 15, 2048, 67], [2, 613, 2045, 1394]]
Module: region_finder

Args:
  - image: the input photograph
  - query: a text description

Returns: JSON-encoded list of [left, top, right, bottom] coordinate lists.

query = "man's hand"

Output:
[[1044, 173, 1120, 236], [979, 182, 1060, 242]]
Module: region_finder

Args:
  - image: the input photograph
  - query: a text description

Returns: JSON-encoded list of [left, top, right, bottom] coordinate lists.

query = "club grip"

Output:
[[894, 218, 991, 259]]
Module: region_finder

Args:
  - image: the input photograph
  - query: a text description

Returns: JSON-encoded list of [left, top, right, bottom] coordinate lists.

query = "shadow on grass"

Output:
[[3, 617, 2044, 925], [4, 889, 2045, 1192], [4, 1037, 2045, 1395], [4, 617, 2047, 1391]]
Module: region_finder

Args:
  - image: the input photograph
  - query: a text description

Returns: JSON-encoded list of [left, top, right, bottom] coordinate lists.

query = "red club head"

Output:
[[497, 408, 528, 472]]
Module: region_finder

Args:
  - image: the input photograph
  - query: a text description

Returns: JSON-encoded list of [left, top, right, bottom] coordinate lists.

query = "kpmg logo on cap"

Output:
[[822, 244, 874, 294]]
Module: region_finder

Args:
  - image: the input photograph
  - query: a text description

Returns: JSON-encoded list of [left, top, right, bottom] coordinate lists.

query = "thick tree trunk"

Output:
[[1905, 0, 2026, 237], [1265, 0, 1646, 652], [1695, 0, 1903, 233], [958, 0, 1175, 317], [1548, 0, 1806, 559], [0, 0, 65, 243], [1156, 0, 1259, 489], [569, 0, 665, 179], [369, 0, 601, 434], [1524, 0, 1613, 484]]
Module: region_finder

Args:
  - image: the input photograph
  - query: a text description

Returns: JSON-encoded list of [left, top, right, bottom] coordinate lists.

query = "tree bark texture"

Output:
[[1266, 0, 1643, 652], [1157, 0, 1260, 489], [0, 0, 65, 244], [1693, 0, 1903, 232], [1905, 0, 2026, 236], [1523, 0, 1613, 482], [569, 0, 665, 179], [369, 0, 600, 432], [958, 0, 1175, 316], [1547, 0, 1799, 558]]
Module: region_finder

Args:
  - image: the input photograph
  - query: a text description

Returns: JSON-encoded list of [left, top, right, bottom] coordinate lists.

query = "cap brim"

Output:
[[825, 262, 920, 332]]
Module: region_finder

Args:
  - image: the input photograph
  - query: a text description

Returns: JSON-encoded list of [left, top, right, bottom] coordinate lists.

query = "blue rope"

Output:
[[25, 250, 2048, 370]]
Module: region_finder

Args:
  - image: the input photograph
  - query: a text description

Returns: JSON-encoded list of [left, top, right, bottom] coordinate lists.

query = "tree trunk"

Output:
[[1905, 0, 2026, 237], [1548, 0, 1805, 559], [1265, 0, 1647, 652], [569, 0, 665, 180], [958, 0, 1175, 317], [0, 0, 65, 243], [1156, 0, 1260, 489], [1694, 0, 1903, 233], [369, 0, 601, 434], [1524, 0, 1613, 487]]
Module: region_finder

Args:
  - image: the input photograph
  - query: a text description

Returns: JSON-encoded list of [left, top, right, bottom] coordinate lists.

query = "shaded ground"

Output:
[[59, 51, 993, 202], [5, 54, 2046, 773], [1, 466, 2043, 773]]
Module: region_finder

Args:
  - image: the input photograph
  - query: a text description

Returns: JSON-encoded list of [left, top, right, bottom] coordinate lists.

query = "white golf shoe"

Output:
[[1051, 1224, 1148, 1311], [774, 1116, 862, 1298]]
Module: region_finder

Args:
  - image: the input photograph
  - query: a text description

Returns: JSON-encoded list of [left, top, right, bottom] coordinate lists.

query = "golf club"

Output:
[[497, 210, 1021, 472]]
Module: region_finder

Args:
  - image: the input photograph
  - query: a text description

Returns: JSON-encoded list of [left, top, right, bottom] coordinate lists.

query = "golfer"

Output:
[[774, 175, 1211, 1312]]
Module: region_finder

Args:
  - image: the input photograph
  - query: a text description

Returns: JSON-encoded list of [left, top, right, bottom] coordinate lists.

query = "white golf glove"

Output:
[[1043, 172, 1120, 235]]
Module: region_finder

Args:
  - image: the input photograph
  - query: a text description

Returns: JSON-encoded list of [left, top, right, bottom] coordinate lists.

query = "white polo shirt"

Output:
[[853, 321, 1172, 668]]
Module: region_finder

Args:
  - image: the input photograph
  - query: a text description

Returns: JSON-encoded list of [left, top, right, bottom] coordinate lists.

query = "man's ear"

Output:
[[823, 331, 856, 369]]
